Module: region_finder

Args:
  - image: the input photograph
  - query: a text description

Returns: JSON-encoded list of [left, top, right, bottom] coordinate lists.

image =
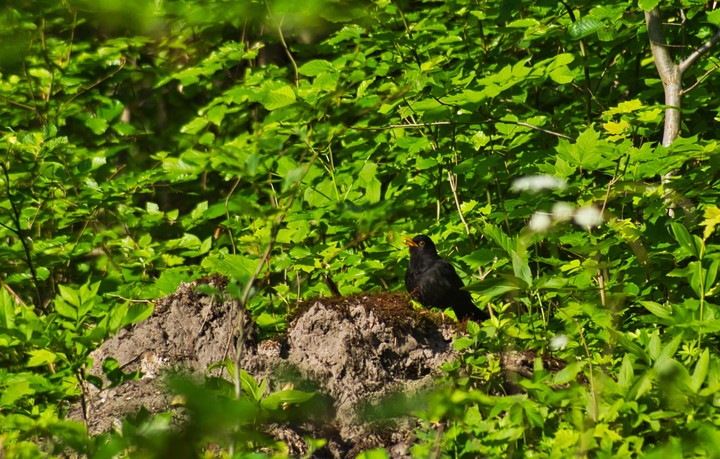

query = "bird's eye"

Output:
[[418, 241, 425, 247]]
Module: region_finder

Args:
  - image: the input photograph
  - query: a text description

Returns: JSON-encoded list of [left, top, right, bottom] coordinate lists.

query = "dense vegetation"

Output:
[[2, 0, 720, 456]]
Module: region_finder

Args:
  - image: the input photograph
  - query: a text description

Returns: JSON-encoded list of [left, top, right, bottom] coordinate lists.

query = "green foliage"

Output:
[[2, 0, 720, 456], [87, 372, 315, 458]]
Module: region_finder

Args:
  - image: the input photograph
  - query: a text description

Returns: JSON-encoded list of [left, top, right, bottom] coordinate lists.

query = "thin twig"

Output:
[[40, 18, 55, 106], [352, 120, 574, 141], [51, 58, 126, 124], [264, 0, 299, 87], [596, 257, 606, 308], [447, 171, 470, 236], [1, 282, 26, 306], [682, 65, 719, 95], [1, 161, 43, 310], [569, 315, 598, 421], [0, 95, 36, 111], [513, 121, 574, 140], [22, 61, 43, 123], [224, 177, 241, 255]]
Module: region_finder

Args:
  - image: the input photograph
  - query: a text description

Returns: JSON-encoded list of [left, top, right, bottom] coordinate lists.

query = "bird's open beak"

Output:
[[402, 236, 417, 247]]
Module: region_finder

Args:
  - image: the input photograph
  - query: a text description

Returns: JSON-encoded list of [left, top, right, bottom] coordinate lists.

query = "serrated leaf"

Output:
[[605, 99, 644, 116], [705, 259, 719, 295], [261, 85, 296, 110], [603, 120, 630, 135], [180, 117, 209, 135], [207, 105, 227, 126], [58, 284, 80, 307], [0, 376, 34, 406], [702, 205, 720, 240], [453, 336, 474, 351], [709, 9, 720, 26], [568, 17, 604, 40], [27, 349, 57, 367], [298, 59, 335, 76], [85, 117, 109, 135], [203, 254, 254, 283]]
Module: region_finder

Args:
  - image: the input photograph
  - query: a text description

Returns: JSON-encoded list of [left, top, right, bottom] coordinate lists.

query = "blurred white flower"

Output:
[[552, 202, 574, 222], [528, 212, 552, 233], [550, 334, 568, 350], [511, 175, 567, 193], [573, 206, 603, 229]]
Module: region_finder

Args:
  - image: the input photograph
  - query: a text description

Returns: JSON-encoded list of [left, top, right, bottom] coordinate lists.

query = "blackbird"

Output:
[[403, 234, 487, 321]]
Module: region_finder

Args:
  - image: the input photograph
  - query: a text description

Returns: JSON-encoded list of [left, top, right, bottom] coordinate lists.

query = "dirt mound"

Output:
[[69, 276, 460, 457]]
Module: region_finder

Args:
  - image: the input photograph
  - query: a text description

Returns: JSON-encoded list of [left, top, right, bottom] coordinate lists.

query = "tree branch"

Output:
[[645, 8, 682, 146], [645, 8, 676, 79], [679, 26, 720, 74], [1, 161, 43, 310]]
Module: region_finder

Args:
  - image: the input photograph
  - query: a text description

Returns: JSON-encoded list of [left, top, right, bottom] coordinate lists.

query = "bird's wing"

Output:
[[405, 265, 417, 293], [414, 260, 465, 303], [434, 261, 486, 320], [435, 260, 466, 290]]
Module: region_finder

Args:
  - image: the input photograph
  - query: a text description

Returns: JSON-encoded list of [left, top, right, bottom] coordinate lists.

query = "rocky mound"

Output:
[[69, 276, 461, 457]]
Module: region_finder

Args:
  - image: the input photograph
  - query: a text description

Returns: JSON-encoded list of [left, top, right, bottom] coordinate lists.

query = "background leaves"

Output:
[[2, 0, 720, 456]]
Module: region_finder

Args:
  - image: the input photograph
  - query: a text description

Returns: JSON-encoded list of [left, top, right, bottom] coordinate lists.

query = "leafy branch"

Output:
[[645, 7, 720, 146], [0, 161, 44, 310]]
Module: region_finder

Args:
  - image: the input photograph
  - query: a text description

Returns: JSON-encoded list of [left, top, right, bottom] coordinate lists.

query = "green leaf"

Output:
[[453, 336, 474, 351], [180, 117, 209, 135], [638, 0, 660, 11], [356, 449, 390, 459], [261, 84, 296, 110], [261, 389, 314, 410], [511, 251, 532, 288], [58, 284, 80, 308], [617, 353, 634, 390], [568, 17, 604, 40], [203, 254, 254, 284], [0, 375, 34, 406], [54, 298, 77, 320], [709, 9, 720, 26], [654, 333, 683, 368], [27, 349, 57, 367], [298, 59, 335, 76], [123, 302, 154, 326], [640, 301, 672, 320], [629, 372, 653, 400], [552, 361, 582, 385], [85, 117, 109, 135], [206, 105, 227, 126], [240, 370, 262, 401], [705, 259, 719, 294], [690, 348, 710, 393], [671, 222, 700, 258]]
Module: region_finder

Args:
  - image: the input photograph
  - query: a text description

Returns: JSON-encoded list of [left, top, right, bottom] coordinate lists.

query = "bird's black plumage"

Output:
[[404, 234, 487, 321]]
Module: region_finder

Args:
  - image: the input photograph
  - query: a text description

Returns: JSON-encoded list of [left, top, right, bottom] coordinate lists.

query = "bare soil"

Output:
[[69, 275, 462, 457]]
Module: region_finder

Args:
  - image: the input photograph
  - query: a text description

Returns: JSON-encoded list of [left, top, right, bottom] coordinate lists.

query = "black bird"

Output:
[[403, 234, 487, 321]]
